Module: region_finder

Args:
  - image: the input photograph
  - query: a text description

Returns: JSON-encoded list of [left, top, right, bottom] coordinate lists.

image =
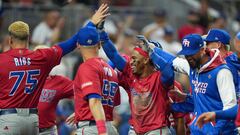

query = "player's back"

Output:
[[74, 57, 120, 121], [38, 75, 73, 129], [0, 47, 62, 108]]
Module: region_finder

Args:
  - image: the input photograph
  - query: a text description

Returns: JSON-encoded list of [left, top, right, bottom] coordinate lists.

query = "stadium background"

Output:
[[1, 0, 240, 134]]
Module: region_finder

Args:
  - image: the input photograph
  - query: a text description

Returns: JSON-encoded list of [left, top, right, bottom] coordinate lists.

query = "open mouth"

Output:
[[131, 65, 135, 69]]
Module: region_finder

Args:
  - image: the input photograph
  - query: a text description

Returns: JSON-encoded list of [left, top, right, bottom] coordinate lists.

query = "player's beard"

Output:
[[195, 53, 204, 69]]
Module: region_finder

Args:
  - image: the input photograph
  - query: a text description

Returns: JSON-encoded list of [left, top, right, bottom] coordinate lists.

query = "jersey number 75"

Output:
[[9, 69, 40, 96]]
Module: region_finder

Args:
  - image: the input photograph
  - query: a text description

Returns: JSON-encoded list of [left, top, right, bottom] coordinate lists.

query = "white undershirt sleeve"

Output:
[[217, 68, 237, 110], [172, 57, 190, 76]]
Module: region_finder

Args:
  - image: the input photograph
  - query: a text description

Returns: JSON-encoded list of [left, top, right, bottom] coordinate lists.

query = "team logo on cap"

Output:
[[87, 39, 92, 44], [183, 39, 190, 47], [215, 37, 218, 40]]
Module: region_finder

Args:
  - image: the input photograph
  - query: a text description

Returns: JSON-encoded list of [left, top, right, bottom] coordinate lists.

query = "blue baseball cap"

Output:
[[204, 29, 230, 45], [177, 34, 204, 56], [77, 26, 100, 46], [164, 26, 174, 35]]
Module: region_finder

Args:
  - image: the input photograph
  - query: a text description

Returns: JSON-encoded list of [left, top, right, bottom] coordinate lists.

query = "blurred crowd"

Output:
[[1, 0, 240, 134]]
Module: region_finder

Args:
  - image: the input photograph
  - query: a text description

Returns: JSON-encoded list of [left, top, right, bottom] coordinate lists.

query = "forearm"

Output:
[[175, 118, 186, 135], [89, 98, 106, 121], [58, 21, 95, 56], [150, 48, 174, 86], [215, 104, 238, 120], [89, 98, 107, 134], [171, 95, 194, 113], [100, 31, 126, 71]]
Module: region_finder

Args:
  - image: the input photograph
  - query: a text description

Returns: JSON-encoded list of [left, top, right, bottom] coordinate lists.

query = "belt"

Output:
[[130, 126, 168, 135], [39, 126, 56, 133], [76, 120, 96, 128], [0, 108, 38, 115]]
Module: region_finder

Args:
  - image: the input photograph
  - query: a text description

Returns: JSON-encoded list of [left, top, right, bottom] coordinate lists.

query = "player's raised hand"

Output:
[[91, 3, 110, 26], [66, 113, 75, 126], [169, 86, 187, 101], [195, 112, 216, 129]]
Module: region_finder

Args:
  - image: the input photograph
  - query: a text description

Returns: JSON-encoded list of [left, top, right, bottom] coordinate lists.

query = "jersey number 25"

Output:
[[9, 69, 40, 96]]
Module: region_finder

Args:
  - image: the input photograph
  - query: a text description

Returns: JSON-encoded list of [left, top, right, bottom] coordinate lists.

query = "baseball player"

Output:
[[168, 81, 186, 135], [0, 4, 108, 135], [100, 23, 175, 135], [171, 29, 240, 116], [204, 29, 240, 99], [191, 31, 240, 133], [151, 34, 237, 134], [73, 25, 120, 135], [38, 75, 73, 135]]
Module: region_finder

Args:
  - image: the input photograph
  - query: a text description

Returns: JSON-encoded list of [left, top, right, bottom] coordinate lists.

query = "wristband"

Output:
[[96, 120, 107, 134]]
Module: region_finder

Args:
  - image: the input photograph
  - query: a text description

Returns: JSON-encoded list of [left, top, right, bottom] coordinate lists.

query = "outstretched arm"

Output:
[[150, 47, 174, 86], [100, 31, 127, 71], [171, 95, 194, 113], [150, 45, 190, 75], [195, 105, 238, 129], [58, 4, 110, 56]]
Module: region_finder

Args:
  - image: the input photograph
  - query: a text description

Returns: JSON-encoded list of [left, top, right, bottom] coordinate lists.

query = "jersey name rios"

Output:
[[13, 57, 31, 66]]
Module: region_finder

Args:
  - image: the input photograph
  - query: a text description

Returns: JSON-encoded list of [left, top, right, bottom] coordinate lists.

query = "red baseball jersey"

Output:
[[74, 57, 120, 122], [38, 75, 73, 128], [168, 81, 186, 127], [0, 46, 62, 108], [119, 61, 170, 134], [235, 100, 240, 127]]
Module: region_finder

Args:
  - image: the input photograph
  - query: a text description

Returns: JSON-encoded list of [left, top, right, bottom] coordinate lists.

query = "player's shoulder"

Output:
[[47, 75, 72, 86], [80, 57, 103, 69], [49, 75, 72, 82]]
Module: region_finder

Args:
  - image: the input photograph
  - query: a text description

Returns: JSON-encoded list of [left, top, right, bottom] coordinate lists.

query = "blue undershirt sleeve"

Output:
[[150, 47, 175, 86], [100, 31, 126, 71], [171, 95, 194, 113], [87, 93, 102, 99], [215, 104, 238, 120], [58, 21, 96, 56], [58, 33, 78, 56], [108, 60, 116, 69]]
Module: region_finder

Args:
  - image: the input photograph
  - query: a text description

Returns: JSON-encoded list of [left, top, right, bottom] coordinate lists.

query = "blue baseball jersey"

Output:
[[189, 64, 236, 134]]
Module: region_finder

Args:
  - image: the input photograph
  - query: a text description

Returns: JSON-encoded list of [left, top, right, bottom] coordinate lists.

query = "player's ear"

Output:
[[8, 36, 13, 45], [143, 57, 150, 65], [97, 43, 101, 49]]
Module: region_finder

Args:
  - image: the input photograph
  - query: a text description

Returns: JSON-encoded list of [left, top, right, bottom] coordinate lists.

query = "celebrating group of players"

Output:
[[0, 3, 240, 135]]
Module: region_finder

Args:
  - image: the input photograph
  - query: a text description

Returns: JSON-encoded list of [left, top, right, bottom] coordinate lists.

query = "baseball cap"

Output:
[[153, 9, 166, 17], [164, 26, 174, 35], [8, 21, 29, 39], [204, 29, 230, 45], [177, 34, 204, 56], [77, 26, 100, 46]]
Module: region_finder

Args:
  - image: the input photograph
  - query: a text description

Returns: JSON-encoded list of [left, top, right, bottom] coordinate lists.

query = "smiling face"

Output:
[[130, 50, 146, 75]]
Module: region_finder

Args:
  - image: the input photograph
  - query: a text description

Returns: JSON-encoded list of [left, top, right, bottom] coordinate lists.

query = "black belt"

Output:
[[0, 108, 38, 115], [39, 126, 55, 133], [76, 120, 96, 128]]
